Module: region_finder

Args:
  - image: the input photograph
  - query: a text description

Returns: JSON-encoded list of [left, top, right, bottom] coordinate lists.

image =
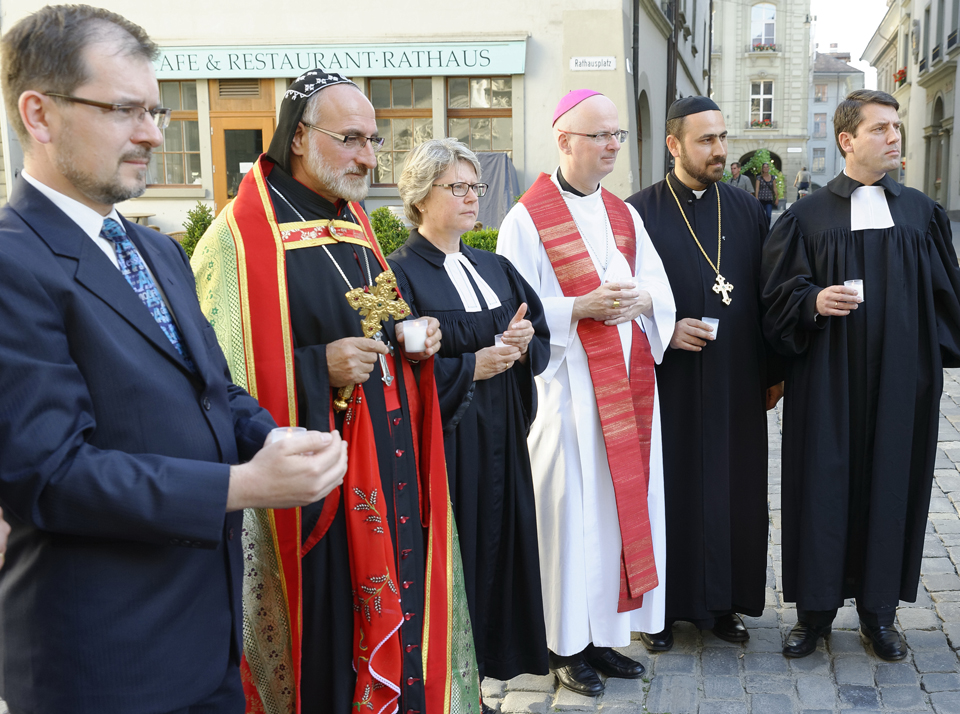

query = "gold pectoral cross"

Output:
[[713, 274, 734, 306], [334, 270, 411, 412]]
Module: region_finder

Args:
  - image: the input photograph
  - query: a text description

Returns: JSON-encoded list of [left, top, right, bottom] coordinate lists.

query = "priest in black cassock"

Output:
[[192, 71, 479, 714], [762, 89, 960, 661], [626, 96, 781, 651], [388, 138, 550, 693]]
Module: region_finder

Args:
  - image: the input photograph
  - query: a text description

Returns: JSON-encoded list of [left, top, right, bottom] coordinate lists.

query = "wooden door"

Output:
[[211, 116, 275, 213]]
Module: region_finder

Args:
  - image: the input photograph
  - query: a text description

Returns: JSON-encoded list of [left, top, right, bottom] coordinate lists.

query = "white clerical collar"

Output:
[[692, 188, 707, 199], [442, 252, 502, 313], [844, 169, 894, 231]]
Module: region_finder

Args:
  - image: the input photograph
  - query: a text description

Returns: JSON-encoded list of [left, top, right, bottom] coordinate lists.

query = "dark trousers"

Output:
[[799, 604, 895, 629], [10, 664, 246, 714]]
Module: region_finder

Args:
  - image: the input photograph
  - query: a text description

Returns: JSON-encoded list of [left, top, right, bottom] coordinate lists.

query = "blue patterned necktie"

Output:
[[100, 218, 195, 371]]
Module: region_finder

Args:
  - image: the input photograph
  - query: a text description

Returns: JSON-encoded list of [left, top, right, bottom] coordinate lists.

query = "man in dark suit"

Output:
[[0, 6, 348, 713]]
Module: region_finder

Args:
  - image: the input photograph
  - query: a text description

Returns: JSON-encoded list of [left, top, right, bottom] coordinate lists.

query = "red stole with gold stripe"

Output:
[[520, 172, 658, 612], [227, 155, 457, 713]]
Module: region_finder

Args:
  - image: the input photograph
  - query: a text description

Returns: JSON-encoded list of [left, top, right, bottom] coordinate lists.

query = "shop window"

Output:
[[812, 148, 826, 173], [814, 84, 828, 103], [148, 81, 201, 186], [369, 78, 434, 185], [750, 80, 774, 124], [447, 77, 513, 159], [813, 113, 827, 138]]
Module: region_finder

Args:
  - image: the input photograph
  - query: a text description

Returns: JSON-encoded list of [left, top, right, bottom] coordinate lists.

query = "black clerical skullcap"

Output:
[[266, 69, 359, 173], [666, 96, 721, 120]]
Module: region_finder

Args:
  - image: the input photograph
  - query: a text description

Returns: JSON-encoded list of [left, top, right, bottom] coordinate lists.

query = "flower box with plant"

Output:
[[750, 119, 773, 128], [752, 43, 777, 52], [893, 67, 907, 87]]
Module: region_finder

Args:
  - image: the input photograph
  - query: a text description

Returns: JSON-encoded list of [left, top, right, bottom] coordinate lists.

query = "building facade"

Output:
[[863, 0, 958, 210], [807, 52, 864, 190], [711, 0, 813, 197], [0, 0, 709, 233]]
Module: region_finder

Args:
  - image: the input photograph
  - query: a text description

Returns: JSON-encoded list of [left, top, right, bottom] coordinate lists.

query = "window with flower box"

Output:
[[750, 80, 773, 125], [751, 3, 776, 48]]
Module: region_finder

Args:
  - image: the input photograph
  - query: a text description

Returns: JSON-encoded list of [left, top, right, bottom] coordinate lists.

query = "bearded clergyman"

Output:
[[192, 69, 479, 714], [626, 96, 782, 652]]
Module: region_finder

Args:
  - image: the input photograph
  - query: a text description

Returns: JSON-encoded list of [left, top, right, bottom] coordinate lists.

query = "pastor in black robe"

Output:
[[266, 164, 427, 714], [388, 230, 550, 680], [626, 173, 777, 628], [761, 172, 960, 614]]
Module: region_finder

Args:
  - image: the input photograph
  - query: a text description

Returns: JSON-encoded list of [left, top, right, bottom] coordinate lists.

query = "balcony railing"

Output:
[[949, 29, 958, 49], [920, 56, 928, 72], [748, 43, 778, 52], [933, 44, 942, 62], [746, 120, 778, 129]]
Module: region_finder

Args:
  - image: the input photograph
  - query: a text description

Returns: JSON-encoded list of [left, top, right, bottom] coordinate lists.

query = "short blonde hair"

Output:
[[398, 138, 482, 227]]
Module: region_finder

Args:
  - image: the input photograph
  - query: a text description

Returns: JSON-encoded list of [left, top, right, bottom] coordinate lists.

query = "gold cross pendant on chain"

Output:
[[713, 274, 734, 305]]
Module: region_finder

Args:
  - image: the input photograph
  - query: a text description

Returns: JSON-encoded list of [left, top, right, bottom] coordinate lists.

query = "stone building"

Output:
[[0, 0, 709, 231], [711, 0, 813, 197], [807, 52, 864, 191], [863, 0, 958, 210]]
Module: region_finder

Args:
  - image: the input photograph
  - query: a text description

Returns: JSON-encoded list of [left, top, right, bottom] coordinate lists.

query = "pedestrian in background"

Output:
[[728, 161, 754, 192], [756, 162, 778, 220]]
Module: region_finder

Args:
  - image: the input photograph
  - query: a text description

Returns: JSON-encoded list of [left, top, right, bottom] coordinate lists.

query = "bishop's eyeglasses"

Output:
[[44, 93, 172, 130], [301, 122, 385, 152], [560, 129, 629, 145]]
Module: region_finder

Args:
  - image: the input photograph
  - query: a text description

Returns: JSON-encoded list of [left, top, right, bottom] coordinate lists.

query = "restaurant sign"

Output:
[[155, 40, 527, 79]]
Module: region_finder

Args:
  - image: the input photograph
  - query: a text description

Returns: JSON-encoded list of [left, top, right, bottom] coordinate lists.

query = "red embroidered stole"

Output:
[[226, 156, 456, 713], [520, 173, 658, 611]]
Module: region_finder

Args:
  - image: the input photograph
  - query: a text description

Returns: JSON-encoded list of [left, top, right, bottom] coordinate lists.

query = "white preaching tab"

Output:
[[850, 185, 894, 231], [443, 253, 502, 313]]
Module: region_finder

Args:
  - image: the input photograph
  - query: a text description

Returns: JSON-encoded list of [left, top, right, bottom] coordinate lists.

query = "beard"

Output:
[[54, 145, 151, 206], [680, 148, 726, 186], [306, 140, 370, 203]]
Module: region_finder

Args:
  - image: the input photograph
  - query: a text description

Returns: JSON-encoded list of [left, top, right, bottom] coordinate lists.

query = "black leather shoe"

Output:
[[550, 653, 604, 696], [639, 627, 674, 652], [712, 613, 749, 643], [584, 644, 645, 679], [860, 621, 907, 661], [782, 621, 831, 658]]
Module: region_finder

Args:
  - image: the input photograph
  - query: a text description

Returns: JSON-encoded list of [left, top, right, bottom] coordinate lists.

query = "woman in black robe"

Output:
[[387, 138, 550, 689]]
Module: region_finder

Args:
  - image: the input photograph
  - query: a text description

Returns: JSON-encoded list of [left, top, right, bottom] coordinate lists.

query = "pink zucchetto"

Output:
[[552, 89, 603, 126]]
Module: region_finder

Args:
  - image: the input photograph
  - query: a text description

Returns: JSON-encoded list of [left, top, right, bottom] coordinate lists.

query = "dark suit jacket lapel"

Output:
[[8, 179, 194, 375], [122, 218, 212, 380]]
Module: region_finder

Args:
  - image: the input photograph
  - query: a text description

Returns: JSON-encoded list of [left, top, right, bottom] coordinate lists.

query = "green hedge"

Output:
[[370, 206, 499, 254]]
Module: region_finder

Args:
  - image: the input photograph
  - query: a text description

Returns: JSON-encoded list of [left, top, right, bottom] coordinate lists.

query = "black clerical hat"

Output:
[[266, 70, 359, 173], [666, 96, 721, 120]]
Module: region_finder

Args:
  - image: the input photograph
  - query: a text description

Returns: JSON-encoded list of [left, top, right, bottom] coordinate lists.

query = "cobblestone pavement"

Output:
[[481, 368, 960, 713]]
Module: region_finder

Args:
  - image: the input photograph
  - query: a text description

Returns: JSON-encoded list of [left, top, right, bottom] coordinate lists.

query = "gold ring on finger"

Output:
[[613, 299, 620, 309]]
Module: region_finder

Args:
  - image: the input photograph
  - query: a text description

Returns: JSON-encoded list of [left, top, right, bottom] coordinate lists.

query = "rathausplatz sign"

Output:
[[154, 41, 527, 79]]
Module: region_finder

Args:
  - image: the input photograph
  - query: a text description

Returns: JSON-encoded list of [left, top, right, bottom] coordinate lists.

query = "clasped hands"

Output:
[[326, 317, 443, 388], [572, 281, 653, 325]]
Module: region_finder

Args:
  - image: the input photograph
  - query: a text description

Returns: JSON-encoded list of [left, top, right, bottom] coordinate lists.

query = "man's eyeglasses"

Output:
[[433, 182, 488, 197], [560, 129, 629, 145], [301, 122, 385, 152], [44, 93, 171, 130]]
